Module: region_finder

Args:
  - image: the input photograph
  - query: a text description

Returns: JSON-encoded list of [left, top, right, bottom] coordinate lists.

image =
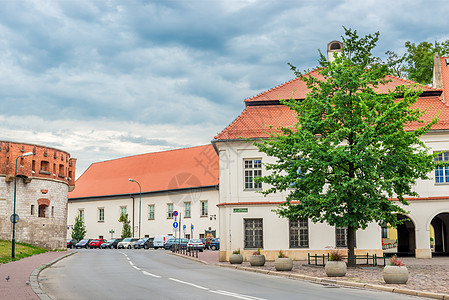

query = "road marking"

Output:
[[168, 278, 209, 290], [142, 271, 161, 278], [211, 290, 266, 300], [129, 261, 134, 266], [132, 265, 141, 271]]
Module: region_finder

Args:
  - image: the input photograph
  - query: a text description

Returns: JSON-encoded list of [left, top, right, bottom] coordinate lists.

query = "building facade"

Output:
[[0, 141, 76, 249], [68, 145, 219, 240]]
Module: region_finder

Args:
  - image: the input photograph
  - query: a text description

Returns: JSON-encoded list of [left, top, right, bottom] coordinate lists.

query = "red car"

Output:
[[89, 239, 106, 249]]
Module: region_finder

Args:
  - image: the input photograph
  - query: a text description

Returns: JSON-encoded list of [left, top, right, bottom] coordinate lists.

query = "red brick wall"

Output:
[[0, 141, 76, 188]]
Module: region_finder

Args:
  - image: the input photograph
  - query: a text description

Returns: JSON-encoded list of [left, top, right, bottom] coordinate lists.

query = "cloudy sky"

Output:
[[1, 0, 449, 178]]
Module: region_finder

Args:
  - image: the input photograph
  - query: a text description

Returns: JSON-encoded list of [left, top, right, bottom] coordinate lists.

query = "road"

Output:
[[40, 249, 420, 300]]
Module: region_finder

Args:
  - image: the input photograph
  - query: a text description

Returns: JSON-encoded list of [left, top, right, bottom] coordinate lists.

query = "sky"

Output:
[[1, 0, 449, 179]]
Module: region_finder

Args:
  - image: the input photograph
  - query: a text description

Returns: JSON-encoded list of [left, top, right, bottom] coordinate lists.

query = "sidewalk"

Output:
[[181, 250, 449, 299], [0, 250, 74, 300]]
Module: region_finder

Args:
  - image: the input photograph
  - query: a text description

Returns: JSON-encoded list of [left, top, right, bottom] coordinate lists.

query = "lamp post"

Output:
[[12, 151, 34, 258], [128, 178, 141, 239]]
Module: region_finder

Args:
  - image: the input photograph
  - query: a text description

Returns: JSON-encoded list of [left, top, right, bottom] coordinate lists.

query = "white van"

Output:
[[153, 235, 174, 249]]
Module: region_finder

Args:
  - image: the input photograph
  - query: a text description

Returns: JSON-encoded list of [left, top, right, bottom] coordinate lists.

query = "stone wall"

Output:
[[0, 141, 75, 250]]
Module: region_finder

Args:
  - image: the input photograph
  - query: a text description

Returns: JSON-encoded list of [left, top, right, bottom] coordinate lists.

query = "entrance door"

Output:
[[38, 205, 46, 217]]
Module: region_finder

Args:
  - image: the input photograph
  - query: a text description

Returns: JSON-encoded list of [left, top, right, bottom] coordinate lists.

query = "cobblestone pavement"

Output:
[[192, 251, 449, 296], [0, 251, 73, 300]]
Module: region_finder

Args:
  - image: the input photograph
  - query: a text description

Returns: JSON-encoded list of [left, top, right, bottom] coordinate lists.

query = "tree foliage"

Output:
[[119, 212, 132, 238], [71, 212, 86, 241], [256, 28, 438, 262]]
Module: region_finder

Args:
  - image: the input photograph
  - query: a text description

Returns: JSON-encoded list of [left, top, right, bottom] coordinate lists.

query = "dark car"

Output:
[[67, 239, 77, 249], [133, 238, 154, 249], [164, 238, 188, 250], [210, 238, 220, 250], [75, 239, 91, 249], [100, 238, 123, 249], [89, 239, 106, 249]]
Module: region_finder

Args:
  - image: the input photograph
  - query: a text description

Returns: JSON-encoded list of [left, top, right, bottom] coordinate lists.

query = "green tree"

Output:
[[403, 41, 449, 85], [256, 28, 438, 265], [71, 213, 86, 241], [119, 212, 132, 238]]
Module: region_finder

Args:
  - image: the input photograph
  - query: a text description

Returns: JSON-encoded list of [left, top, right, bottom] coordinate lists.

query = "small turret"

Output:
[[327, 41, 343, 63]]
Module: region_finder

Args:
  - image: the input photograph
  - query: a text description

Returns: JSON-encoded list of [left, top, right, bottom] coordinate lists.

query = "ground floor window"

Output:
[[289, 219, 309, 248], [336, 227, 356, 248], [244, 218, 263, 249]]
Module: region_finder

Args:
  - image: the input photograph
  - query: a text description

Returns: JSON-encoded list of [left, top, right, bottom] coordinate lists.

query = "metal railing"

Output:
[[308, 252, 387, 267], [171, 244, 200, 258]]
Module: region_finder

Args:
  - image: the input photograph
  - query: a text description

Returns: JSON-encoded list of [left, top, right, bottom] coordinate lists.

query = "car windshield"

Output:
[[190, 239, 202, 243], [80, 239, 89, 243], [106, 239, 115, 243], [123, 238, 132, 242]]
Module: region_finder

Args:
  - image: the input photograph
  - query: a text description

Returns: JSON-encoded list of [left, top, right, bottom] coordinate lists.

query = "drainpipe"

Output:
[[132, 196, 135, 238]]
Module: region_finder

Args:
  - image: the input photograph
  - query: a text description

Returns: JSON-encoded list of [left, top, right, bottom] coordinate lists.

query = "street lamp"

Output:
[[12, 151, 34, 258], [128, 178, 141, 239]]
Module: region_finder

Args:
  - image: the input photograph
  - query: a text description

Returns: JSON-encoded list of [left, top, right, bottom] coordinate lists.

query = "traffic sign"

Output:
[[191, 224, 194, 230], [10, 214, 19, 224], [183, 225, 186, 229], [173, 222, 179, 228], [173, 210, 178, 217]]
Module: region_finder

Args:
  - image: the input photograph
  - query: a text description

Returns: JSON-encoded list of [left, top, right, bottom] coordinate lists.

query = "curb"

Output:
[[172, 254, 449, 300], [30, 251, 77, 300]]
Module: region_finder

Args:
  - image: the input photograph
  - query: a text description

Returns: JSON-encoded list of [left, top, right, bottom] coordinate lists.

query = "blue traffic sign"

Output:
[[173, 222, 178, 228], [173, 210, 178, 217], [191, 224, 194, 230], [183, 224, 186, 229]]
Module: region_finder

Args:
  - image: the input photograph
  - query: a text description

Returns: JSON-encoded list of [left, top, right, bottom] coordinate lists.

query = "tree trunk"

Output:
[[347, 226, 355, 267]]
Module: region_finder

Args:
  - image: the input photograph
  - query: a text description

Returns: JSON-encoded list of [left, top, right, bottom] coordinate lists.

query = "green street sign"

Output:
[[233, 208, 248, 213], [109, 230, 115, 233]]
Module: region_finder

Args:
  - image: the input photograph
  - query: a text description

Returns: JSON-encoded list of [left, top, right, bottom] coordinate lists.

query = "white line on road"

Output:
[[132, 266, 141, 271], [142, 271, 161, 278], [129, 261, 134, 266], [211, 290, 266, 300], [168, 278, 209, 290]]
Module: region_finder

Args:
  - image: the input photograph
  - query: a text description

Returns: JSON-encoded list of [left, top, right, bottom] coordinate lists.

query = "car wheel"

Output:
[[127, 245, 131, 249], [211, 245, 216, 250], [144, 245, 149, 249]]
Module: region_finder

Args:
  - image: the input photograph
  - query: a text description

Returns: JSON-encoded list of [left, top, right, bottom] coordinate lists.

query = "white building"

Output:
[[212, 44, 449, 261], [68, 145, 219, 241]]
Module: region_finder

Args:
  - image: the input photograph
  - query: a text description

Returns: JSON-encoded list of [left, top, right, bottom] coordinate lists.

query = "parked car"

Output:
[[117, 238, 139, 249], [133, 238, 154, 249], [100, 238, 123, 249], [187, 239, 204, 252], [210, 238, 220, 250], [67, 239, 77, 249], [75, 239, 92, 249], [164, 238, 188, 250], [89, 239, 106, 249], [153, 235, 174, 249]]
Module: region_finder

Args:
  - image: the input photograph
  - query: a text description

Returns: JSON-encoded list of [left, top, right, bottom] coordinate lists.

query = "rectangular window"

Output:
[[199, 233, 205, 239], [244, 218, 263, 249], [435, 152, 449, 183], [98, 208, 104, 222], [51, 206, 54, 218], [289, 219, 309, 248], [120, 206, 127, 216], [31, 205, 34, 215], [244, 159, 262, 190], [99, 235, 104, 239], [79, 209, 84, 222], [201, 201, 208, 217], [336, 227, 356, 248], [148, 205, 155, 220], [185, 202, 191, 218], [167, 203, 174, 218]]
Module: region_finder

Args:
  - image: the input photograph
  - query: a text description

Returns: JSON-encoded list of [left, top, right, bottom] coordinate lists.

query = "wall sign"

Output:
[[233, 208, 248, 213]]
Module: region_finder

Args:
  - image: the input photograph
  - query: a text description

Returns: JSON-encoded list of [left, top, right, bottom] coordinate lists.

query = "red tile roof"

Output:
[[215, 97, 449, 140], [69, 145, 218, 199], [245, 70, 440, 103], [441, 56, 449, 102]]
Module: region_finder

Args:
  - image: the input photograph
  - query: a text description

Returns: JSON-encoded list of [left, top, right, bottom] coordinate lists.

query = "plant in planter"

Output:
[[249, 248, 266, 266], [325, 249, 347, 277], [275, 250, 293, 271], [229, 249, 243, 264], [383, 255, 409, 284]]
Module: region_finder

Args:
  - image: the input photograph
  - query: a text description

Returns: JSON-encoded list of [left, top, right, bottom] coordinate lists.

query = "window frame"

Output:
[[243, 159, 262, 190], [200, 201, 208, 217], [98, 207, 105, 222], [167, 203, 174, 219], [185, 202, 191, 218], [434, 152, 449, 184], [244, 218, 263, 249], [148, 204, 155, 220], [289, 219, 309, 248], [336, 227, 356, 248]]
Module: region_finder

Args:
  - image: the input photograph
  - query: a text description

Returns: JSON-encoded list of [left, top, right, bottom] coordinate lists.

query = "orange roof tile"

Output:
[[245, 71, 440, 103], [440, 57, 449, 102], [69, 145, 218, 199], [215, 97, 449, 140]]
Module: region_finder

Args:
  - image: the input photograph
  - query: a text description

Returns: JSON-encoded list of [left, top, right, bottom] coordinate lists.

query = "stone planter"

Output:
[[325, 261, 347, 277], [229, 253, 243, 264], [383, 266, 409, 284], [249, 254, 265, 266], [275, 257, 293, 271]]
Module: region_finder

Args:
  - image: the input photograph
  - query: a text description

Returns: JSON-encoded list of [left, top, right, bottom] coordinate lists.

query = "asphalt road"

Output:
[[40, 249, 420, 300]]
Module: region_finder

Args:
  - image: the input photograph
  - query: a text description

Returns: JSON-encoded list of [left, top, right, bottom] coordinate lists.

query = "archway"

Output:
[[396, 214, 416, 255], [431, 213, 449, 256]]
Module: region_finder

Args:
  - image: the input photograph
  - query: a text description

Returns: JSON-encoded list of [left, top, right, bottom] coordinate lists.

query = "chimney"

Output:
[[433, 52, 444, 100], [327, 41, 343, 63]]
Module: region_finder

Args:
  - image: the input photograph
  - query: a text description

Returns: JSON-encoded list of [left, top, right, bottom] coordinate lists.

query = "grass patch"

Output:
[[0, 240, 49, 264]]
